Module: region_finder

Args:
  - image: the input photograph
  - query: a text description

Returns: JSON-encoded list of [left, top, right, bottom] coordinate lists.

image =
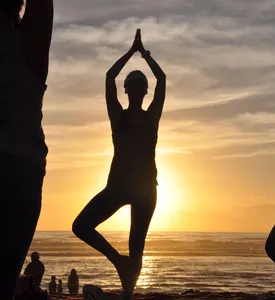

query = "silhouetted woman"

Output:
[[265, 225, 275, 262], [73, 29, 166, 298], [67, 269, 79, 295], [0, 1, 53, 299]]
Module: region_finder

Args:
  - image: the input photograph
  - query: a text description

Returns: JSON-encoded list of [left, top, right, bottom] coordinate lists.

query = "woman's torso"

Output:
[[107, 109, 158, 191]]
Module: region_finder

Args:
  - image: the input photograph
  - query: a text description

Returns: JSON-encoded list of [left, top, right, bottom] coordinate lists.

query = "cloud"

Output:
[[44, 109, 107, 126], [163, 93, 275, 123], [43, 0, 275, 166]]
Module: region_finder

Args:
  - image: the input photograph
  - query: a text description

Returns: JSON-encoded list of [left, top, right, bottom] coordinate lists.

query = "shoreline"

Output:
[[50, 289, 275, 300]]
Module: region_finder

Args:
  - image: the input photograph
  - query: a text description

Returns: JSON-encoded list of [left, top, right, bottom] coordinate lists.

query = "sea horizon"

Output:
[[23, 231, 274, 293], [35, 230, 270, 233]]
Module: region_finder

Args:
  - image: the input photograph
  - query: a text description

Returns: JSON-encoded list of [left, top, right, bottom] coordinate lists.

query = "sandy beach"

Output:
[[50, 290, 275, 300]]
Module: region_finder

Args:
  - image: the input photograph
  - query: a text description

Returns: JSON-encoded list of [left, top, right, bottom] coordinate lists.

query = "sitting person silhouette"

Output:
[[265, 225, 275, 262], [24, 252, 45, 288], [14, 276, 50, 300], [57, 279, 63, 295], [48, 275, 57, 296], [73, 29, 166, 299]]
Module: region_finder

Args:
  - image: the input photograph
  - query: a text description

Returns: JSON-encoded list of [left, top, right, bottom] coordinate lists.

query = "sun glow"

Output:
[[156, 163, 187, 213], [91, 159, 187, 231]]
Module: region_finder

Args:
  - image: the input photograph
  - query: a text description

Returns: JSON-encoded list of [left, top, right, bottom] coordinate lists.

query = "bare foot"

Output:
[[122, 290, 133, 300]]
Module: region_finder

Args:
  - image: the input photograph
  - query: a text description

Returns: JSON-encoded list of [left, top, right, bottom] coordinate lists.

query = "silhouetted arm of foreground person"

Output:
[[19, 0, 54, 84], [135, 29, 166, 130], [106, 30, 140, 131]]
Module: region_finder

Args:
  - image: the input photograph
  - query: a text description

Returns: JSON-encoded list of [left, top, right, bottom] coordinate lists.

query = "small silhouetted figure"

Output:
[[24, 252, 45, 287], [73, 29, 166, 300], [48, 275, 57, 296], [1, 1, 53, 300], [265, 225, 275, 262], [57, 279, 63, 295], [67, 269, 79, 295]]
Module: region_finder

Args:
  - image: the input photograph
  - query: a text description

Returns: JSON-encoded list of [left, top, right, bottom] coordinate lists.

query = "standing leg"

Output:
[[265, 225, 275, 262], [5, 154, 44, 300], [127, 186, 157, 295], [72, 187, 128, 265]]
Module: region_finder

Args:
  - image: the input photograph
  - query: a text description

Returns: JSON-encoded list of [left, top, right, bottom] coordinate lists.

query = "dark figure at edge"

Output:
[[0, 1, 53, 299], [265, 225, 275, 262], [72, 29, 166, 299]]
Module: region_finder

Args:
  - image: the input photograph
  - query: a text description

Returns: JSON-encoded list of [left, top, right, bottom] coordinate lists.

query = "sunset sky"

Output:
[[37, 0, 275, 232]]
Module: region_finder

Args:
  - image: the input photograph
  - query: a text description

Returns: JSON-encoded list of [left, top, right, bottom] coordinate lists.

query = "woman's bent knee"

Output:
[[72, 216, 98, 240], [72, 218, 85, 238]]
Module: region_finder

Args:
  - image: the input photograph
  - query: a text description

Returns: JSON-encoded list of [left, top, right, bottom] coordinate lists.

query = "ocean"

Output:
[[22, 231, 274, 294]]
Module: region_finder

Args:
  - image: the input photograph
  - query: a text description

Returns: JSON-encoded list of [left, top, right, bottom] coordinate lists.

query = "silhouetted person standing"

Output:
[[265, 225, 275, 262], [67, 269, 79, 295], [73, 29, 166, 299], [24, 252, 45, 287], [0, 1, 53, 299]]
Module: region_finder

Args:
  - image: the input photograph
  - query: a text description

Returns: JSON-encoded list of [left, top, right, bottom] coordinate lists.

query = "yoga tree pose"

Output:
[[73, 29, 166, 298]]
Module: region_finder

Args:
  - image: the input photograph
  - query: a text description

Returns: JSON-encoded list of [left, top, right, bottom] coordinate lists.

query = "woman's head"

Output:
[[71, 269, 77, 276], [124, 70, 148, 106], [51, 275, 56, 281]]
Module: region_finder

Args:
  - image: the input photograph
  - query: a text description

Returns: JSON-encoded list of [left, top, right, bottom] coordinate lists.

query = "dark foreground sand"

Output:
[[50, 290, 275, 300]]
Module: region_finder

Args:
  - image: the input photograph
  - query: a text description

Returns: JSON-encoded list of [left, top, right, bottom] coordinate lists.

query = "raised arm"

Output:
[[136, 30, 166, 130], [145, 53, 166, 129], [106, 30, 138, 132], [19, 0, 54, 85]]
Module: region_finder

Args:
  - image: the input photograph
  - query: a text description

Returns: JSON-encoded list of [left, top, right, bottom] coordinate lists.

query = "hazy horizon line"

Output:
[[36, 230, 269, 234]]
